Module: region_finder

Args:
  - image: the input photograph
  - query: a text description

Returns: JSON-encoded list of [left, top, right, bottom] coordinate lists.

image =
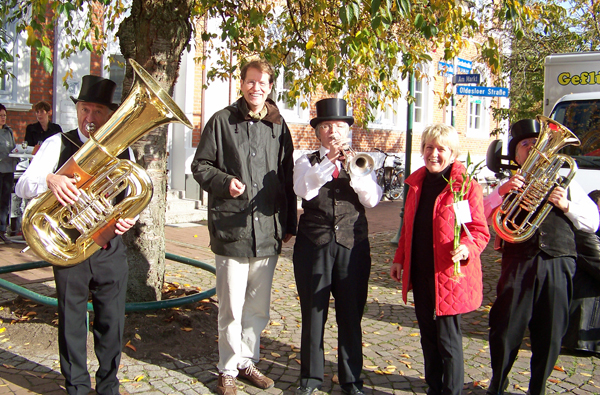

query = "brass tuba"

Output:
[[21, 59, 193, 266], [492, 115, 580, 243]]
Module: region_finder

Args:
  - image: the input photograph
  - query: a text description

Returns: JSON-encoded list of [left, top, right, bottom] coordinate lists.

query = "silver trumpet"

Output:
[[333, 132, 374, 177]]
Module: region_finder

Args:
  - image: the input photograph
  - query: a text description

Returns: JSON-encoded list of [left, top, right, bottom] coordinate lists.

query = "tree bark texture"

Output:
[[116, 0, 194, 302]]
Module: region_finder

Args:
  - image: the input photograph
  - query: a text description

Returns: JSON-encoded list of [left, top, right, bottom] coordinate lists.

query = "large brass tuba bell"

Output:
[[21, 59, 193, 266], [492, 115, 580, 243]]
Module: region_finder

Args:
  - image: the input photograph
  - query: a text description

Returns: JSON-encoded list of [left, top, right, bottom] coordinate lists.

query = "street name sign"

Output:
[[456, 85, 509, 97], [453, 74, 480, 84]]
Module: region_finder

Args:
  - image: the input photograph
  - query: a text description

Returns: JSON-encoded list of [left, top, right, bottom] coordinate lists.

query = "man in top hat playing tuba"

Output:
[[16, 75, 136, 395], [483, 119, 599, 395], [292, 98, 382, 395]]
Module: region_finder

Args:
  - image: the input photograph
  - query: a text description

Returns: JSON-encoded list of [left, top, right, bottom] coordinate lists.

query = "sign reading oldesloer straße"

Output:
[[456, 85, 509, 97]]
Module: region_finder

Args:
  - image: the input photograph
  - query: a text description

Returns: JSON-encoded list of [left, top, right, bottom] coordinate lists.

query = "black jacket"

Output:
[[191, 97, 297, 257]]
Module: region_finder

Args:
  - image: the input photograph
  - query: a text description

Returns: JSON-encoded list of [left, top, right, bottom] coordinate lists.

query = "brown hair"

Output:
[[33, 101, 51, 112], [240, 59, 275, 84]]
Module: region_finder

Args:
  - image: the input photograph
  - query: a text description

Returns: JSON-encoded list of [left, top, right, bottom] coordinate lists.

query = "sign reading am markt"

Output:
[[453, 74, 480, 84], [456, 85, 509, 97]]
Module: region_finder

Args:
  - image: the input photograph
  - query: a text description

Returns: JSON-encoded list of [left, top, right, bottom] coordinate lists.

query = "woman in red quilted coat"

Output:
[[390, 123, 490, 395]]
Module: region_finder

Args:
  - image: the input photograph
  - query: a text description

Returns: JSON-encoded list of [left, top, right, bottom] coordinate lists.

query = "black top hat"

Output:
[[70, 75, 119, 111], [508, 118, 540, 161], [310, 98, 354, 128]]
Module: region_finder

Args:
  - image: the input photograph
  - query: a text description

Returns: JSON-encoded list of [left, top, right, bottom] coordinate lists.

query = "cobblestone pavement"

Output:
[[0, 203, 599, 394]]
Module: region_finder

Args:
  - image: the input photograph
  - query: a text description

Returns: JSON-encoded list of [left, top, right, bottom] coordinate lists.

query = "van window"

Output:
[[552, 99, 600, 158]]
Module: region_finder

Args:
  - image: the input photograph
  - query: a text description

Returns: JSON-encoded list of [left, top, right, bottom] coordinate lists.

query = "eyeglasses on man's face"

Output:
[[243, 80, 270, 89], [318, 122, 349, 132]]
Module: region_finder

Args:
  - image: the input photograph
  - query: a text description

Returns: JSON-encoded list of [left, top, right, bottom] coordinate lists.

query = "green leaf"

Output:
[[339, 6, 349, 25], [397, 0, 411, 15], [348, 4, 356, 24], [371, 0, 381, 16], [414, 14, 424, 28], [326, 55, 335, 72], [371, 15, 382, 30]]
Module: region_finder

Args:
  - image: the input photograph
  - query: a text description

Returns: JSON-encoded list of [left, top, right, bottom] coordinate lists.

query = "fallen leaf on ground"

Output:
[[125, 341, 136, 352]]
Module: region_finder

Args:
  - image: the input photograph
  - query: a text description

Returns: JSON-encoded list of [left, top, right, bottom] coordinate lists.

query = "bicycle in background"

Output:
[[374, 148, 404, 201]]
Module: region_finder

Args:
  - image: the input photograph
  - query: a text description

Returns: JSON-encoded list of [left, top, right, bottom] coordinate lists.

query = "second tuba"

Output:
[[21, 59, 193, 266], [492, 115, 580, 243]]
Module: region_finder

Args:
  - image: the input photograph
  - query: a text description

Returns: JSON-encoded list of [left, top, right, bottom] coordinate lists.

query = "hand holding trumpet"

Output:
[[324, 130, 351, 163]]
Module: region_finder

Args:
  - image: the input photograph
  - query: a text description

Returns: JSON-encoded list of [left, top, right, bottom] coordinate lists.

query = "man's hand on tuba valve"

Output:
[[46, 173, 80, 206]]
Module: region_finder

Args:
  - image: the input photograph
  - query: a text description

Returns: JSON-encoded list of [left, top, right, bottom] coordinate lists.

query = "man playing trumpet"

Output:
[[292, 98, 382, 395], [483, 118, 599, 395]]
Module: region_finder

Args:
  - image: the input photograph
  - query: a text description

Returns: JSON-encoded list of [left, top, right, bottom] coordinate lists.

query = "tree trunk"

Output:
[[116, 0, 193, 301]]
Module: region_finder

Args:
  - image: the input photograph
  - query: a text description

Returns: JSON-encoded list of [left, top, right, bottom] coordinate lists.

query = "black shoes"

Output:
[[296, 386, 317, 395], [342, 385, 365, 395], [0, 232, 12, 244]]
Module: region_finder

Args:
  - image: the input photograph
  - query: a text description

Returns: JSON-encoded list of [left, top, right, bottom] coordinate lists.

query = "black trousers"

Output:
[[488, 252, 575, 395], [0, 172, 13, 232], [412, 271, 464, 395], [293, 232, 371, 391], [53, 236, 128, 395]]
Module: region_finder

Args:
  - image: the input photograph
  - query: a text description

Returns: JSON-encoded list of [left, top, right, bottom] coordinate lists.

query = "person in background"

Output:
[[562, 189, 600, 354], [483, 119, 599, 395], [16, 76, 136, 395], [25, 100, 63, 147], [292, 98, 382, 395], [191, 59, 297, 395], [390, 123, 490, 395], [0, 103, 18, 244]]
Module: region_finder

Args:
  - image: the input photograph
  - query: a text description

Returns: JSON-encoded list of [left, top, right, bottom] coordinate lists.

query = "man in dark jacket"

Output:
[[191, 59, 297, 395]]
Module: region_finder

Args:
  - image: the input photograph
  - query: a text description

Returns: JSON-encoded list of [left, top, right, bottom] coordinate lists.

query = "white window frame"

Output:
[[272, 66, 310, 124], [0, 17, 31, 111], [412, 63, 433, 134], [465, 65, 491, 139]]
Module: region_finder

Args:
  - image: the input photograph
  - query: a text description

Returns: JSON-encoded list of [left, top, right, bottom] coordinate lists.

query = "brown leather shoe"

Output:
[[237, 364, 274, 389], [216, 373, 237, 395]]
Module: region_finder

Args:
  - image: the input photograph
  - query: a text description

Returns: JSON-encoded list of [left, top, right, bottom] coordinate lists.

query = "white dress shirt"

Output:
[[293, 146, 383, 208], [16, 130, 135, 200], [483, 178, 599, 233]]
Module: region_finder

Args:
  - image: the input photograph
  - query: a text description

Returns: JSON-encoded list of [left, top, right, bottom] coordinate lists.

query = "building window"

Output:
[[414, 79, 424, 123], [0, 16, 31, 109], [272, 65, 309, 123], [469, 98, 482, 130], [412, 71, 432, 133], [466, 65, 490, 138], [370, 99, 399, 128]]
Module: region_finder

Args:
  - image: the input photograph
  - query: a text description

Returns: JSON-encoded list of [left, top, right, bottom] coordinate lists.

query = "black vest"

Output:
[[504, 205, 576, 259], [297, 152, 368, 249]]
